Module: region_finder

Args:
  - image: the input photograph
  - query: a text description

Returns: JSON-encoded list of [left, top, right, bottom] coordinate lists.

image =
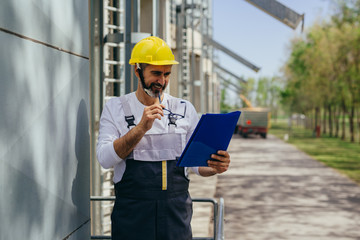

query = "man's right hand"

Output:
[[113, 103, 165, 159], [138, 103, 165, 132]]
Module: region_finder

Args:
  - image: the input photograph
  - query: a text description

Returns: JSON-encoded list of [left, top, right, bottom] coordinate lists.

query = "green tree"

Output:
[[220, 79, 236, 113], [281, 0, 360, 142]]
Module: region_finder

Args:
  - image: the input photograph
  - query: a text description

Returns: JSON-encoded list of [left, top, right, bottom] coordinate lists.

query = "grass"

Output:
[[269, 120, 360, 185]]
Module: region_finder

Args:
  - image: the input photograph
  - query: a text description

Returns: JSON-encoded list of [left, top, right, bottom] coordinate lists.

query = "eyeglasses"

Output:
[[159, 95, 187, 123], [163, 105, 186, 120]]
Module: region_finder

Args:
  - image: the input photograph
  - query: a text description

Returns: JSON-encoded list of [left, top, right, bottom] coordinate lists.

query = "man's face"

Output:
[[140, 64, 172, 97]]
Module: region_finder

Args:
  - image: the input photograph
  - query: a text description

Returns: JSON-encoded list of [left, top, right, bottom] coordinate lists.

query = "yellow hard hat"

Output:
[[129, 36, 179, 65]]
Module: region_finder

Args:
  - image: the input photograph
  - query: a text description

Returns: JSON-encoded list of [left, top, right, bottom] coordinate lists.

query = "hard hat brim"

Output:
[[129, 60, 179, 65]]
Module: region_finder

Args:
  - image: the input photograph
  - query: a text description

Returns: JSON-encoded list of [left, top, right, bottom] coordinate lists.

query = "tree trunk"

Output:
[[322, 106, 327, 135], [328, 104, 333, 137], [341, 101, 346, 140], [334, 105, 340, 138], [315, 107, 320, 137], [357, 106, 360, 144], [310, 110, 314, 130], [350, 102, 355, 142]]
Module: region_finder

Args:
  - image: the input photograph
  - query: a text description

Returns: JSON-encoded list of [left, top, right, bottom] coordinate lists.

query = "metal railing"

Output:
[[90, 196, 225, 240]]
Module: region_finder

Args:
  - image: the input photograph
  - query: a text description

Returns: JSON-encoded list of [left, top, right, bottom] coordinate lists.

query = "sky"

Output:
[[212, 0, 335, 82]]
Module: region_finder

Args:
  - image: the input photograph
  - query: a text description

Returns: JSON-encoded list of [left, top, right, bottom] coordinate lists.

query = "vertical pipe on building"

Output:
[[207, 0, 211, 112], [208, 0, 215, 112], [203, 1, 209, 112], [133, 0, 139, 32], [113, 0, 121, 96], [153, 0, 159, 36], [191, 0, 196, 105], [125, 0, 132, 94], [200, 0, 205, 113], [176, 2, 180, 98], [177, 0, 186, 99], [132, 0, 140, 90], [89, 0, 103, 235], [165, 0, 170, 42]]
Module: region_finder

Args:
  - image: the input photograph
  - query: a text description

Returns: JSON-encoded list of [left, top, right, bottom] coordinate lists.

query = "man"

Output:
[[96, 36, 230, 240]]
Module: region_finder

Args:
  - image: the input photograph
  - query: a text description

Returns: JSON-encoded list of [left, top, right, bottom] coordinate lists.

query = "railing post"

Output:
[[216, 198, 225, 240]]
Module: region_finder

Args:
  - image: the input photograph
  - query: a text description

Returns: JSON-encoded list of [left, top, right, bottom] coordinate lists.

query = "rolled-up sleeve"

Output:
[[96, 102, 124, 169]]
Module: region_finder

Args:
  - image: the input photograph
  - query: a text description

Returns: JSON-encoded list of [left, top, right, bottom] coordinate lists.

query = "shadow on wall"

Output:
[[72, 99, 90, 216]]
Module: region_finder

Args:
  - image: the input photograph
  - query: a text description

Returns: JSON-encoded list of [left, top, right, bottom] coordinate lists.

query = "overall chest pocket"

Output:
[[133, 133, 184, 161]]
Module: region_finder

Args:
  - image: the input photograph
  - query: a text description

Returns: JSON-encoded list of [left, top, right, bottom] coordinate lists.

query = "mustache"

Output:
[[149, 82, 165, 90]]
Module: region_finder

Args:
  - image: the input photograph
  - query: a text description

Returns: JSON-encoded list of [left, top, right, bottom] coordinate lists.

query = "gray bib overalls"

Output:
[[111, 95, 193, 240]]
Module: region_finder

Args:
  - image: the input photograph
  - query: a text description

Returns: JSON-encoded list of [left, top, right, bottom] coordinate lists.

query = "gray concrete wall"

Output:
[[0, 0, 90, 239]]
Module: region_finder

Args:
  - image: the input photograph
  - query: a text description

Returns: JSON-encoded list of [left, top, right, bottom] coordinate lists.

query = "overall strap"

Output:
[[119, 95, 136, 129], [167, 97, 178, 133]]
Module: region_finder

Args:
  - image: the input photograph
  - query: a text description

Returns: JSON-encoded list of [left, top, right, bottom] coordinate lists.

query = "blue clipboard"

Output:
[[176, 111, 241, 167]]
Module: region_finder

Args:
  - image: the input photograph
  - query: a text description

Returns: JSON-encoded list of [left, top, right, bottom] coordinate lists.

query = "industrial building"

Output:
[[0, 0, 302, 239]]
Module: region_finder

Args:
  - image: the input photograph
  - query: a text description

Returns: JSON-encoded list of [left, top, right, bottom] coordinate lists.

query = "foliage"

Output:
[[280, 0, 360, 143], [220, 80, 237, 113]]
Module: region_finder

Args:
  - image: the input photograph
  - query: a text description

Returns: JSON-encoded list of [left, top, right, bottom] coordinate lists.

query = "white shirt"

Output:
[[96, 92, 200, 183]]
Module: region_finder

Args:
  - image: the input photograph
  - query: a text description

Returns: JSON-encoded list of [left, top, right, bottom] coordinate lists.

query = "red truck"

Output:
[[237, 108, 270, 138]]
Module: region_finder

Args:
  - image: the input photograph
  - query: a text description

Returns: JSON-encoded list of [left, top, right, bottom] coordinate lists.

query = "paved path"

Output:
[[190, 134, 360, 240]]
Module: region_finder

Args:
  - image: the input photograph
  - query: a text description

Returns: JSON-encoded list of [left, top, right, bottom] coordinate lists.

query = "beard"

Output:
[[141, 80, 167, 98]]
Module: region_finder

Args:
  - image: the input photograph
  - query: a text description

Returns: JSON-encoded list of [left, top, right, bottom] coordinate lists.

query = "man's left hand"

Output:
[[207, 150, 230, 174]]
